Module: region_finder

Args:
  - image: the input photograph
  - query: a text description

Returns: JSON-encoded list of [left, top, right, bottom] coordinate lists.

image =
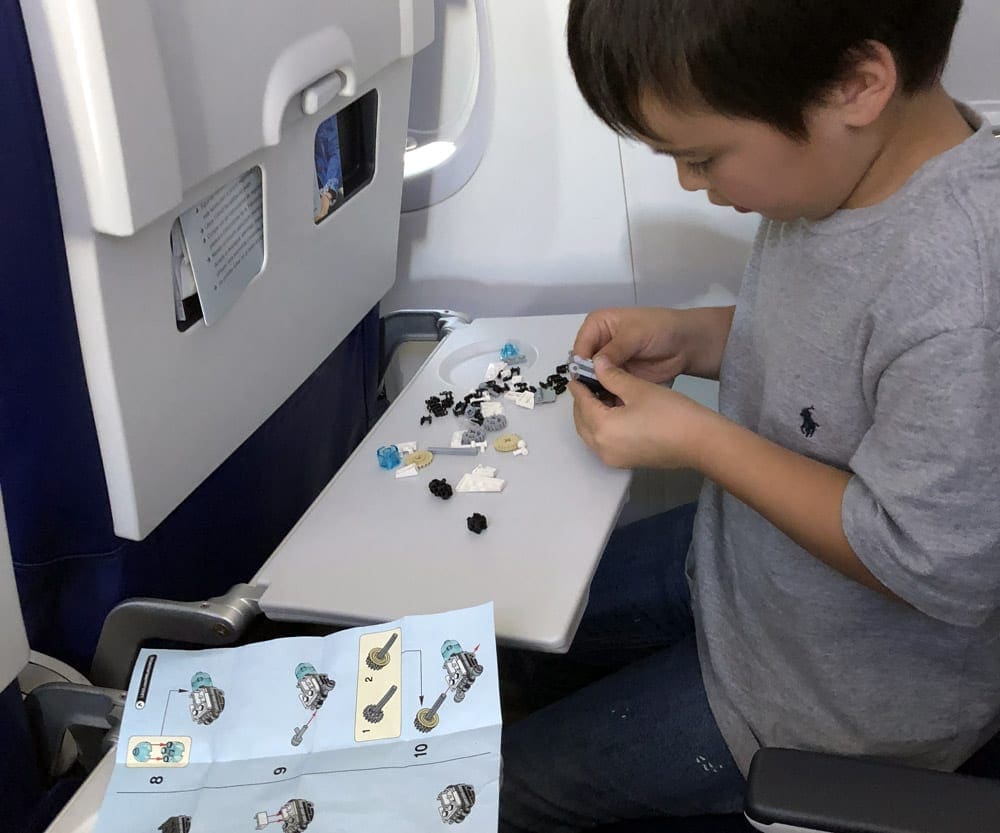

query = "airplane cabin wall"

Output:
[[391, 0, 999, 319]]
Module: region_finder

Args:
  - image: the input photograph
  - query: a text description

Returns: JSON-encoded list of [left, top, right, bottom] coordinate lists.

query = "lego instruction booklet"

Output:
[[96, 604, 501, 833]]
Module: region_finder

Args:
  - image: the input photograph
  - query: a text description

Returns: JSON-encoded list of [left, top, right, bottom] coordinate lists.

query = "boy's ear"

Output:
[[828, 40, 898, 129]]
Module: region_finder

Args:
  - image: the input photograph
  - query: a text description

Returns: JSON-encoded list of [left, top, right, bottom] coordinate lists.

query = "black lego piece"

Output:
[[466, 513, 488, 534], [420, 415, 432, 426], [429, 478, 453, 500]]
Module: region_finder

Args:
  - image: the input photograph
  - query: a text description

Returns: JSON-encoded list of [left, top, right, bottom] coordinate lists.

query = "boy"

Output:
[[499, 1, 1000, 831]]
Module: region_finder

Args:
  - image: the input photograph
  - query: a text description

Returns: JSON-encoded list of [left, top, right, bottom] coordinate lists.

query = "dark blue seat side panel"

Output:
[[1, 0, 381, 672]]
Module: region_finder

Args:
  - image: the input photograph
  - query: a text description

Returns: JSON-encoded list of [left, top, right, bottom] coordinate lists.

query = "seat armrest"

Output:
[[744, 747, 1000, 833]]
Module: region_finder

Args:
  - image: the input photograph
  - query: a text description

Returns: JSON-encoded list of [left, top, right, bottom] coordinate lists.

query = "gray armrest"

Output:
[[744, 747, 1000, 833]]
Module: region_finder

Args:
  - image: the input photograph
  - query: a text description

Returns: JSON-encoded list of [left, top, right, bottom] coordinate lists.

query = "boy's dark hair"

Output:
[[567, 0, 963, 140]]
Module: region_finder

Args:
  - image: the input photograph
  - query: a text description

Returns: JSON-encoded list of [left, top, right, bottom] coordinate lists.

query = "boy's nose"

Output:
[[675, 161, 705, 192]]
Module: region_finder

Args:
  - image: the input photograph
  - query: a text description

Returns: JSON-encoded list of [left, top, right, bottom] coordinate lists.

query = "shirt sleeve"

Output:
[[842, 327, 1000, 627]]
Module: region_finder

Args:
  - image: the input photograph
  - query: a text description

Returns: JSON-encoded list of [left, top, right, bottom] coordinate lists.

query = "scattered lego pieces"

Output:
[[493, 434, 521, 453], [395, 464, 418, 479], [429, 478, 454, 500], [404, 450, 434, 468], [467, 513, 488, 534], [377, 445, 401, 470]]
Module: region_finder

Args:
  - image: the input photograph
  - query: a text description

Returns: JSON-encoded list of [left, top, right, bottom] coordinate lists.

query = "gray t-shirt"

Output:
[[691, 107, 1000, 775]]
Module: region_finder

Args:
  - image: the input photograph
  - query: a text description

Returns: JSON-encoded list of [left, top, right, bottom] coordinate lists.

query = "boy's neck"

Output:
[[842, 85, 974, 211]]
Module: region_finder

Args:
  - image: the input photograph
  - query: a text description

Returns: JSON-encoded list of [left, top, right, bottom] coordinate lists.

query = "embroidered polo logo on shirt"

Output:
[[799, 406, 819, 437]]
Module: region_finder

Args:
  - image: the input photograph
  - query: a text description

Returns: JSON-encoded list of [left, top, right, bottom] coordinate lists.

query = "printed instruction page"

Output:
[[95, 604, 501, 832]]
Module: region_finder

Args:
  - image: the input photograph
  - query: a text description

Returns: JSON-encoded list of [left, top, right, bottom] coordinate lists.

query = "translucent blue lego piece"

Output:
[[441, 639, 462, 660], [377, 444, 401, 470], [499, 342, 526, 363], [191, 671, 213, 690]]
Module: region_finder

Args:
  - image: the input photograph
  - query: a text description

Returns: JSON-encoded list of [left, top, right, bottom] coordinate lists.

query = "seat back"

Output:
[[0, 0, 382, 672]]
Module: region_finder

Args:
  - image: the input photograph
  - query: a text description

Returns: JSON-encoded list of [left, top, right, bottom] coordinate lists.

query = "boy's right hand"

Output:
[[573, 307, 689, 385]]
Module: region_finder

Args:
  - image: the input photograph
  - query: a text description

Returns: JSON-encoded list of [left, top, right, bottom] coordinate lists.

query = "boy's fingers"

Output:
[[593, 355, 636, 400], [569, 380, 608, 424]]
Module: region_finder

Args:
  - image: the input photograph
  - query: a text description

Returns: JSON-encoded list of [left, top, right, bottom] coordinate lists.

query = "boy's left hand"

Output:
[[570, 355, 715, 470]]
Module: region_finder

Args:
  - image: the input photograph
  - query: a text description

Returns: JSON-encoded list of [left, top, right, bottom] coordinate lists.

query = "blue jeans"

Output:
[[498, 503, 746, 832]]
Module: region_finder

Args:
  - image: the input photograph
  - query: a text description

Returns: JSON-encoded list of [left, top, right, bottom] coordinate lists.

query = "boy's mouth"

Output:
[[734, 206, 752, 214]]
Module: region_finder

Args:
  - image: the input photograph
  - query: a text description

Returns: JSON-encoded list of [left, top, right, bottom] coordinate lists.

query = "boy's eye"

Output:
[[685, 158, 714, 174]]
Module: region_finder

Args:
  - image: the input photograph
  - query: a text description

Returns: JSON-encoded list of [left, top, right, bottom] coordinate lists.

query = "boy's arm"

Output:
[[692, 413, 900, 601], [679, 306, 735, 381]]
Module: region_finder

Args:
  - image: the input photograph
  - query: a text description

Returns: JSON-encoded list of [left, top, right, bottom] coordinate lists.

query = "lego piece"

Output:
[[536, 387, 557, 405], [471, 464, 497, 477], [460, 427, 486, 445], [427, 446, 480, 456], [396, 441, 418, 455], [395, 464, 418, 479], [484, 361, 507, 380], [481, 414, 508, 432], [466, 513, 488, 535], [429, 479, 454, 500], [481, 401, 504, 417], [567, 353, 614, 400], [376, 445, 401, 470], [493, 434, 521, 452], [500, 341, 527, 363], [513, 439, 529, 457], [507, 391, 535, 409], [404, 450, 434, 468], [456, 473, 505, 493], [420, 415, 432, 426]]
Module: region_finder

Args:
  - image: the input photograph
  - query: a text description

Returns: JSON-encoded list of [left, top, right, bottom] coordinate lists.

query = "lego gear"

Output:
[[493, 434, 521, 452], [366, 647, 390, 670], [362, 704, 384, 723], [482, 414, 507, 432], [414, 708, 440, 732], [404, 450, 434, 468], [461, 426, 486, 444]]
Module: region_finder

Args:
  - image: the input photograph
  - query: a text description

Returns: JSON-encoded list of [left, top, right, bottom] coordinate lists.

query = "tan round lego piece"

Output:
[[493, 433, 521, 453], [404, 450, 434, 468]]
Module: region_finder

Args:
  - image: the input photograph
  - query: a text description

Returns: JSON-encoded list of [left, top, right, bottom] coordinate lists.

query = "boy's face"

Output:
[[637, 90, 874, 222]]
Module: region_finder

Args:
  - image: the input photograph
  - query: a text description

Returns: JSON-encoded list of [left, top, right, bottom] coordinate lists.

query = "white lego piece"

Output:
[[484, 361, 507, 380], [481, 401, 505, 417], [395, 464, 419, 479], [517, 440, 527, 448], [451, 431, 467, 448], [513, 448, 529, 457], [472, 465, 497, 477], [396, 441, 418, 455], [456, 473, 506, 493], [512, 391, 535, 409]]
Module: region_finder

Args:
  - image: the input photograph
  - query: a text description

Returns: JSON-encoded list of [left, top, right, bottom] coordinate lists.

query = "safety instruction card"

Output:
[[95, 604, 501, 833]]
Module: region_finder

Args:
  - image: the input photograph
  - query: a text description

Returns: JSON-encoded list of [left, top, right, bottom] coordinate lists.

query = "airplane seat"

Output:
[[0, 491, 85, 833], [0, 0, 382, 675]]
